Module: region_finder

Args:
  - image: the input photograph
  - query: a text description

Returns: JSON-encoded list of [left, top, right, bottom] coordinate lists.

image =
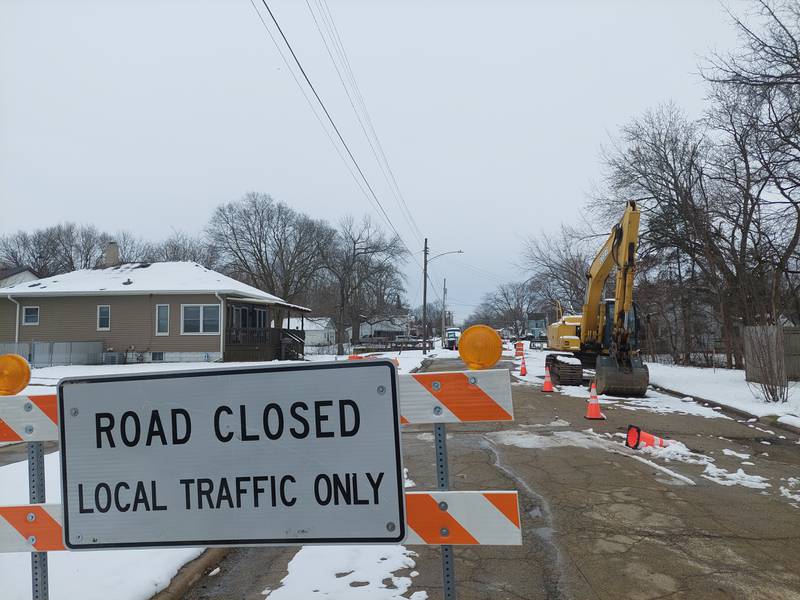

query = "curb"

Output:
[[649, 384, 800, 436], [149, 548, 230, 600]]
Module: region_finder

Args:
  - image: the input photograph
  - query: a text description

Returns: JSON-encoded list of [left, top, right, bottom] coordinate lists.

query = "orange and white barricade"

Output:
[[398, 370, 513, 425], [0, 394, 58, 443]]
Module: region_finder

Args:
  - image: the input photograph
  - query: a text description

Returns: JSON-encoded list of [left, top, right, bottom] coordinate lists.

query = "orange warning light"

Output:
[[0, 354, 31, 396], [458, 325, 502, 370]]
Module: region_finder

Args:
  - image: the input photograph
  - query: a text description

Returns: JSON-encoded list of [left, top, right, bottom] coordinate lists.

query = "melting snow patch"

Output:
[[486, 429, 610, 450], [722, 449, 751, 460], [404, 468, 416, 488], [701, 465, 770, 489], [619, 395, 730, 419], [640, 441, 712, 465], [263, 546, 427, 599]]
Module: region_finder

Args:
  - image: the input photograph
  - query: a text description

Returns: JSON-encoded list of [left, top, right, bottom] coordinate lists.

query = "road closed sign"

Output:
[[57, 360, 404, 549]]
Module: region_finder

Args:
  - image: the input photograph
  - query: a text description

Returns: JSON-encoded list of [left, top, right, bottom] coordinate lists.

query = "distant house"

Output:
[[0, 258, 310, 364], [527, 312, 547, 340], [347, 317, 408, 342], [0, 266, 38, 288], [282, 317, 336, 347]]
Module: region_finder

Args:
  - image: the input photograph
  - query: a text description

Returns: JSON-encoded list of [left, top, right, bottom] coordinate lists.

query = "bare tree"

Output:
[[207, 193, 332, 304], [318, 216, 406, 354]]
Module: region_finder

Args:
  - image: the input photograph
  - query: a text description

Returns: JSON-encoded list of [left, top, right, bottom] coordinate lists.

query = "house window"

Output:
[[156, 304, 169, 336], [151, 351, 164, 362], [22, 306, 39, 326], [97, 305, 111, 331], [181, 304, 220, 335], [255, 307, 267, 329]]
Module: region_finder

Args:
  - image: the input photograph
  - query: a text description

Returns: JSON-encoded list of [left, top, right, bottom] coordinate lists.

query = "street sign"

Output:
[[57, 360, 405, 549]]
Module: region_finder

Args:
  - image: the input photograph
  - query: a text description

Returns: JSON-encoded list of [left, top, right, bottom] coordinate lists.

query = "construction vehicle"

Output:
[[545, 200, 649, 396]]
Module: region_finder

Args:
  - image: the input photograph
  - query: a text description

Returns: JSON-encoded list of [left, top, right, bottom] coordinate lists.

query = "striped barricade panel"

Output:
[[0, 492, 521, 552], [0, 370, 513, 442], [0, 504, 64, 552], [0, 394, 58, 443], [398, 370, 513, 425], [404, 491, 521, 545]]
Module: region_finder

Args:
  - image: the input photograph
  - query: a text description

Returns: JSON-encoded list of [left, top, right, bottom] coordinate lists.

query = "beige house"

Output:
[[0, 261, 309, 364]]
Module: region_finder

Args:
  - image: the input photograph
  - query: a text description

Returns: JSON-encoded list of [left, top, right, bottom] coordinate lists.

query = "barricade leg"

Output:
[[434, 423, 457, 600], [28, 441, 49, 600]]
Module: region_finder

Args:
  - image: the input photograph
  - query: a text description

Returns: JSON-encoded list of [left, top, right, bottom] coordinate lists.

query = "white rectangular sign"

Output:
[[57, 360, 404, 549]]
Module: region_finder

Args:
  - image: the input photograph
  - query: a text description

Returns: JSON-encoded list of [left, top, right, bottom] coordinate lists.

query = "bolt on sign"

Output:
[[56, 361, 405, 549]]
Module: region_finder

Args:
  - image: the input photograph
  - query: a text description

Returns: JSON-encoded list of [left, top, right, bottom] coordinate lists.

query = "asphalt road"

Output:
[[4, 356, 799, 599]]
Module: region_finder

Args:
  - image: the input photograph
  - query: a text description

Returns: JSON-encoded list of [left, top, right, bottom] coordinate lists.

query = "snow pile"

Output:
[[701, 464, 771, 489], [262, 545, 426, 600], [778, 415, 800, 430], [780, 478, 800, 506], [647, 362, 800, 419], [639, 441, 712, 465], [722, 449, 750, 460], [0, 453, 203, 600], [403, 468, 416, 488]]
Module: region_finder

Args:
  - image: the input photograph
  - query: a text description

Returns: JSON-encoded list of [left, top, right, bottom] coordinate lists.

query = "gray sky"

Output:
[[0, 0, 744, 319]]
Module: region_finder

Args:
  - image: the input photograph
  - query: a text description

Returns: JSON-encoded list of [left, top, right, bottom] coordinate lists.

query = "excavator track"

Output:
[[545, 353, 583, 387]]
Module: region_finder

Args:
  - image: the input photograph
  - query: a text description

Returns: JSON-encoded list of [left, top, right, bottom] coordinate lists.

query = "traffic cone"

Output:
[[625, 425, 669, 449], [520, 356, 527, 376], [542, 366, 554, 392], [584, 381, 606, 420]]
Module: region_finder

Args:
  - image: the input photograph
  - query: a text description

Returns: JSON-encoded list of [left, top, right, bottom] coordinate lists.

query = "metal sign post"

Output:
[[434, 422, 457, 600], [28, 441, 48, 600]]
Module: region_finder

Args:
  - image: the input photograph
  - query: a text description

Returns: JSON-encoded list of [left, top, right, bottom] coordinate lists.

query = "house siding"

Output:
[[2, 294, 222, 353]]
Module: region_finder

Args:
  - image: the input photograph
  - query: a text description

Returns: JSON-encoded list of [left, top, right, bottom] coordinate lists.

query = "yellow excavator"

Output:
[[545, 200, 649, 396]]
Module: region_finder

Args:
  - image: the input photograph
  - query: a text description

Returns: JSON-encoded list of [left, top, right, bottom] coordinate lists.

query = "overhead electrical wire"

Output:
[[252, 0, 410, 249], [306, 0, 425, 245], [247, 0, 437, 303]]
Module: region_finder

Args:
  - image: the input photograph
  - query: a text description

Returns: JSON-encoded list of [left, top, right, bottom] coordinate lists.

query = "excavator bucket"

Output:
[[595, 355, 649, 397]]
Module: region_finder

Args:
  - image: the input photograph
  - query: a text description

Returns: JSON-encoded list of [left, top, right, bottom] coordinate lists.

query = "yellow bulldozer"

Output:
[[545, 200, 649, 397]]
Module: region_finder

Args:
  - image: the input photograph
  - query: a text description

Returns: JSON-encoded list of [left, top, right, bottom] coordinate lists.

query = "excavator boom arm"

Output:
[[580, 201, 640, 346]]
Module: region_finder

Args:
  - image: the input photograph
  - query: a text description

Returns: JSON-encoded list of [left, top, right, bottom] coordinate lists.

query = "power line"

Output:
[[308, 0, 425, 245], [248, 0, 431, 301], [253, 0, 412, 253]]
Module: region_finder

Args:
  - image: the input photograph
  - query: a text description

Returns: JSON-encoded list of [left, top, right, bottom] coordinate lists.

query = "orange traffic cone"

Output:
[[625, 425, 669, 449], [542, 366, 554, 392], [520, 356, 527, 376], [584, 381, 606, 420]]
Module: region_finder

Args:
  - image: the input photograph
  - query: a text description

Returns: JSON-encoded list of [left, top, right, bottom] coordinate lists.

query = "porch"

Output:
[[223, 300, 306, 362]]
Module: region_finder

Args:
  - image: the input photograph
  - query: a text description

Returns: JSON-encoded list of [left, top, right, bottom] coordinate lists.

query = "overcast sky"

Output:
[[1, 0, 745, 319]]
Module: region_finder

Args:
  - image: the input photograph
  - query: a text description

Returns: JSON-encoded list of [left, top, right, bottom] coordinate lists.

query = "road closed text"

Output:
[[72, 398, 391, 515]]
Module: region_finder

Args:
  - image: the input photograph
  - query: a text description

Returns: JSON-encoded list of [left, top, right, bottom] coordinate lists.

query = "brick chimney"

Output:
[[103, 240, 120, 267]]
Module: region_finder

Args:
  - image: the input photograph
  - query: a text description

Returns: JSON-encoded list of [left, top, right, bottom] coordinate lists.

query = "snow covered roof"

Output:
[[2, 262, 310, 311]]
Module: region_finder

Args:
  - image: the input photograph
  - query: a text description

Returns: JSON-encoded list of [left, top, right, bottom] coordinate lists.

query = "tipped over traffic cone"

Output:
[[520, 356, 527, 376], [625, 425, 669, 449], [584, 381, 606, 420], [542, 366, 554, 392]]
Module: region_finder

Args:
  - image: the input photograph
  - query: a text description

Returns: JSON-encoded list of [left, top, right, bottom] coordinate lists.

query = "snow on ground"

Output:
[[261, 471, 426, 599], [701, 464, 771, 489], [261, 545, 427, 600], [514, 350, 730, 418], [778, 415, 800, 430], [515, 348, 800, 423], [0, 453, 204, 600], [647, 362, 800, 419], [618, 394, 731, 420]]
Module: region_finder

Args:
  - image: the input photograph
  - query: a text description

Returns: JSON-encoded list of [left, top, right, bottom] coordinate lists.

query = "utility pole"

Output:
[[422, 238, 429, 355], [441, 278, 447, 348]]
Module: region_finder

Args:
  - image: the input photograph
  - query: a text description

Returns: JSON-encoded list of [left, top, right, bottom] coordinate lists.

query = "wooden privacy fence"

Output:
[[743, 326, 800, 383]]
